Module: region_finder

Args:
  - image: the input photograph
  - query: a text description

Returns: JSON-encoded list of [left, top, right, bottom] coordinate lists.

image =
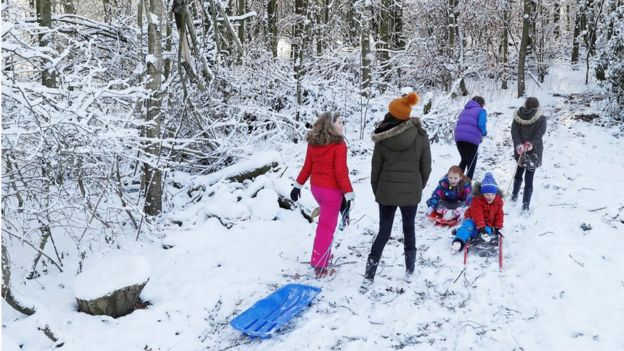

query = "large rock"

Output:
[[74, 255, 150, 318]]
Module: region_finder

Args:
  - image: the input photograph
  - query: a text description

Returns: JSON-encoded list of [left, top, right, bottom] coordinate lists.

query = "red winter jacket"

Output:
[[296, 142, 353, 193], [465, 194, 504, 229]]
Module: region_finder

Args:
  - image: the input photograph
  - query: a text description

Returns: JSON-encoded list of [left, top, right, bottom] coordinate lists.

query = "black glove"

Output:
[[478, 227, 488, 236], [290, 187, 301, 202], [340, 196, 351, 214], [494, 228, 503, 237]]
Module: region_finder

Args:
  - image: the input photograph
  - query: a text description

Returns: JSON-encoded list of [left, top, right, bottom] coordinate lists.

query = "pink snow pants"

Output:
[[310, 186, 343, 269]]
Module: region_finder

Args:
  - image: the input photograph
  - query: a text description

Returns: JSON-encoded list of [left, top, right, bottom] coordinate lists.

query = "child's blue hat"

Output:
[[481, 172, 498, 195]]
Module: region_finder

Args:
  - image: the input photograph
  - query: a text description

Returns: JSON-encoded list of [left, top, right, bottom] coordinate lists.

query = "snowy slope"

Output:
[[3, 66, 624, 350]]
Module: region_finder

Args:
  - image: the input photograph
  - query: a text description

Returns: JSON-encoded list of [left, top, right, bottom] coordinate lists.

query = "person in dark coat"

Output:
[[511, 97, 547, 212], [360, 92, 432, 293], [454, 96, 488, 180]]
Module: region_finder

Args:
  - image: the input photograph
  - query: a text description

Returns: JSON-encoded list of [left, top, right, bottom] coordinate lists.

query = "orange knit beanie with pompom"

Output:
[[388, 92, 420, 120]]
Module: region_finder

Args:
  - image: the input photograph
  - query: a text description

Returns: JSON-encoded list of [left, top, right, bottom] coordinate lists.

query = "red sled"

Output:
[[427, 211, 460, 227]]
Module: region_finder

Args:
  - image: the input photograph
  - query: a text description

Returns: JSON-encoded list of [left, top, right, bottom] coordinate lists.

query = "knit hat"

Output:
[[388, 92, 420, 120], [480, 172, 498, 195]]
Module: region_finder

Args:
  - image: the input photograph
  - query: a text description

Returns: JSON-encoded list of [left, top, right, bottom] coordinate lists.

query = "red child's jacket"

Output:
[[296, 142, 353, 193], [465, 194, 504, 229]]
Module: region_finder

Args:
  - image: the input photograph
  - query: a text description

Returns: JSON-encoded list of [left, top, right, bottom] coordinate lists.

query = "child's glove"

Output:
[[456, 207, 466, 220], [479, 227, 492, 242], [516, 144, 527, 155], [339, 196, 351, 229], [443, 209, 456, 221], [523, 141, 533, 151], [290, 187, 301, 201], [436, 207, 447, 215], [344, 192, 355, 202]]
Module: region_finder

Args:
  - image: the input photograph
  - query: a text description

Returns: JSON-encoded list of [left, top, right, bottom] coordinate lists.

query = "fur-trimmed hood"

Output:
[[513, 107, 543, 125], [371, 118, 426, 151]]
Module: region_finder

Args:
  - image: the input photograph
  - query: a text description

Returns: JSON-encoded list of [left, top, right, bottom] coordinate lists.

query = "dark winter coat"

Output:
[[511, 107, 547, 168], [464, 183, 504, 230], [371, 118, 432, 206], [454, 100, 486, 145]]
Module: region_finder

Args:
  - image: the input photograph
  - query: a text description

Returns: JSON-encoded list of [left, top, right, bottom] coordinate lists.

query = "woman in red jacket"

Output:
[[290, 112, 355, 277], [450, 172, 504, 252]]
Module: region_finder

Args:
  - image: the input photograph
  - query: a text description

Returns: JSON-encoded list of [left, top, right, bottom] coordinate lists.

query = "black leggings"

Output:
[[514, 165, 535, 204], [457, 141, 479, 180], [370, 205, 417, 258]]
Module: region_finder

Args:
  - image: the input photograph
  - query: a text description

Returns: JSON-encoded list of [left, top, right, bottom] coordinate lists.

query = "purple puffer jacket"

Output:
[[454, 100, 484, 145]]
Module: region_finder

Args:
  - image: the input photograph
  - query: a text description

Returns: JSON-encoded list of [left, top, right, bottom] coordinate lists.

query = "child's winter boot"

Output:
[[359, 255, 380, 294], [404, 249, 417, 283]]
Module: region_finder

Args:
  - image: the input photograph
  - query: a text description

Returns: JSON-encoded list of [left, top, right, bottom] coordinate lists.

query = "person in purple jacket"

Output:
[[453, 96, 487, 180]]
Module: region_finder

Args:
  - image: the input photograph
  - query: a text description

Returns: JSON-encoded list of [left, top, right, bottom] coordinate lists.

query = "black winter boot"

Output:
[[404, 249, 417, 283], [359, 255, 380, 294], [522, 187, 533, 211]]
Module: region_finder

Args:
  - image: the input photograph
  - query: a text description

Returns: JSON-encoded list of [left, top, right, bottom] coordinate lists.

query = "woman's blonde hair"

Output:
[[306, 112, 344, 146]]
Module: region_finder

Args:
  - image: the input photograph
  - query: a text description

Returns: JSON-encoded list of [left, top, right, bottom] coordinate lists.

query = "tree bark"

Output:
[[37, 0, 56, 88], [392, 0, 405, 49], [2, 240, 36, 316], [501, 2, 509, 90], [359, 0, 372, 97], [378, 0, 392, 84], [292, 0, 306, 120], [61, 0, 76, 14], [553, 1, 560, 38], [447, 0, 457, 56], [238, 0, 246, 46], [571, 1, 583, 64], [518, 0, 531, 97], [143, 0, 164, 217], [267, 0, 278, 57]]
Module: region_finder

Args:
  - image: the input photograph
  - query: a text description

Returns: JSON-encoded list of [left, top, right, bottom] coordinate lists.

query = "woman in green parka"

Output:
[[360, 92, 432, 293]]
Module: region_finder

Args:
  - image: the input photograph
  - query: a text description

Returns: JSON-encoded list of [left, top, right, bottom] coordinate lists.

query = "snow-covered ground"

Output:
[[3, 65, 624, 350]]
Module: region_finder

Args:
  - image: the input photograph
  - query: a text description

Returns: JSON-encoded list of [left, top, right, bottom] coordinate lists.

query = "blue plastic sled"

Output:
[[230, 283, 321, 338]]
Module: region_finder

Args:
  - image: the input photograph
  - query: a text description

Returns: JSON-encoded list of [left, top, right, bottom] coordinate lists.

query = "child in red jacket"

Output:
[[290, 112, 355, 277], [451, 172, 504, 253]]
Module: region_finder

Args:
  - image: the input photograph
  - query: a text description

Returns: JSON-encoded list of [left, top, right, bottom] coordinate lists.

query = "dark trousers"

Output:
[[513, 165, 535, 205], [456, 141, 479, 180], [370, 205, 417, 258]]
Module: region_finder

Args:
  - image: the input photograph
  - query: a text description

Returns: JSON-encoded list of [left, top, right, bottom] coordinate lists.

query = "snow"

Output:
[[74, 255, 151, 300], [3, 65, 624, 350], [251, 188, 279, 220]]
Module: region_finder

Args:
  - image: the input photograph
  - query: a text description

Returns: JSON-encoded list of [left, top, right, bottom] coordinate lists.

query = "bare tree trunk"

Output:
[[2, 239, 36, 315], [348, 1, 358, 46], [501, 2, 509, 90], [238, 0, 246, 46], [447, 0, 457, 56], [267, 0, 278, 57], [163, 12, 173, 81], [292, 0, 306, 121], [571, 1, 583, 64], [359, 0, 372, 97], [553, 1, 560, 38], [378, 0, 392, 85], [37, 0, 56, 88], [392, 0, 404, 49], [518, 0, 531, 97], [143, 0, 164, 217], [61, 0, 76, 14]]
